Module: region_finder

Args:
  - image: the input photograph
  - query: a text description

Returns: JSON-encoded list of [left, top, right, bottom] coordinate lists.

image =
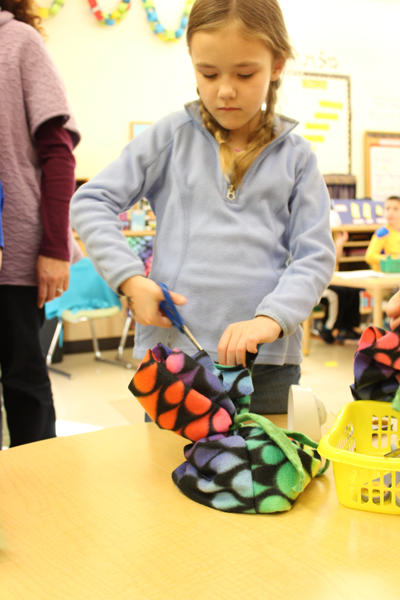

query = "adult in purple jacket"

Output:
[[0, 0, 80, 446]]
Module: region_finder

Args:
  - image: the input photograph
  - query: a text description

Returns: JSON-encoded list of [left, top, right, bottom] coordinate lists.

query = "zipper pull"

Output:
[[227, 184, 236, 200]]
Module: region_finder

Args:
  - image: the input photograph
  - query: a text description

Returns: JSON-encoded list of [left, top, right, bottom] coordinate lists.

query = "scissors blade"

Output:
[[182, 324, 203, 352]]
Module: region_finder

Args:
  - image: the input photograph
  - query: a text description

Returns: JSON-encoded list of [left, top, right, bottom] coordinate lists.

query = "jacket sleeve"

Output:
[[35, 117, 76, 262], [254, 148, 336, 337], [70, 119, 174, 291], [20, 26, 80, 146], [365, 230, 388, 271]]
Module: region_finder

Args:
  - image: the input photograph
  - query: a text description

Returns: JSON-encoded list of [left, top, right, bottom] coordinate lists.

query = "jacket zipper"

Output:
[[227, 183, 236, 201]]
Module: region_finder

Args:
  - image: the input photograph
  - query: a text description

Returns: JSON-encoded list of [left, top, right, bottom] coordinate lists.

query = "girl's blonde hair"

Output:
[[187, 0, 294, 189]]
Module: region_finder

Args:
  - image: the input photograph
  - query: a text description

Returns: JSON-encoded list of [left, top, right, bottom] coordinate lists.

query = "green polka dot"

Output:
[[253, 481, 270, 496], [246, 439, 265, 451], [258, 495, 291, 512], [276, 461, 300, 495], [261, 444, 285, 465]]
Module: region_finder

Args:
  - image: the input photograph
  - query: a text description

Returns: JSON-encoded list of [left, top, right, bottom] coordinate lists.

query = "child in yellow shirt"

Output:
[[366, 196, 400, 271]]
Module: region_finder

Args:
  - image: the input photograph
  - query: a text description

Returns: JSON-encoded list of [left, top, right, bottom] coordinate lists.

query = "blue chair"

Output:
[[45, 258, 133, 377]]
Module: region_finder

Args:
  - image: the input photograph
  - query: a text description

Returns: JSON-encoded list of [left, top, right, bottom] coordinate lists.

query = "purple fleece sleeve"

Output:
[[35, 117, 76, 261]]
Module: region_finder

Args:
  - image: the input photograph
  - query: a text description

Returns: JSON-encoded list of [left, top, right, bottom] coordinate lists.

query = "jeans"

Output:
[[250, 363, 301, 415]]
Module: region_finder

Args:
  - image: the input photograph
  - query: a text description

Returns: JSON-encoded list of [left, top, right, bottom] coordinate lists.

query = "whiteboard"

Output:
[[365, 134, 400, 201], [278, 72, 351, 174]]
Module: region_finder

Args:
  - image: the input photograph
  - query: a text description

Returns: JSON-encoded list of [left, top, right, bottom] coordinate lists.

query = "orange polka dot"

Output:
[[136, 388, 160, 420], [184, 414, 211, 441], [358, 328, 377, 351], [133, 361, 158, 394], [164, 380, 185, 406], [375, 352, 392, 367], [158, 406, 179, 430], [184, 389, 210, 415]]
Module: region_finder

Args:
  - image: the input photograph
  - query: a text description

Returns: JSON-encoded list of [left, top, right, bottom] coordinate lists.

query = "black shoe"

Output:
[[337, 329, 361, 341], [317, 326, 335, 344]]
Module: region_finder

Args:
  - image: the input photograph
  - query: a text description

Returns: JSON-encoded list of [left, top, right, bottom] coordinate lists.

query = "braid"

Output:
[[231, 79, 279, 188], [263, 79, 279, 140], [198, 77, 280, 189], [199, 99, 236, 183]]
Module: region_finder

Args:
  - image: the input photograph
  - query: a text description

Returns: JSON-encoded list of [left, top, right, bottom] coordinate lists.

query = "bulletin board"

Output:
[[364, 131, 400, 201], [278, 72, 351, 174], [331, 199, 385, 225]]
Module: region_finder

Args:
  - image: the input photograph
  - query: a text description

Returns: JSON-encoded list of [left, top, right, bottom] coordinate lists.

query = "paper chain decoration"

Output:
[[88, 0, 131, 25], [142, 0, 194, 41], [36, 0, 194, 36], [36, 0, 65, 19]]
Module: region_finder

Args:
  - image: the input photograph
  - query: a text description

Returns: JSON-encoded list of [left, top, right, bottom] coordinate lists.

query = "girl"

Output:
[[70, 0, 336, 414]]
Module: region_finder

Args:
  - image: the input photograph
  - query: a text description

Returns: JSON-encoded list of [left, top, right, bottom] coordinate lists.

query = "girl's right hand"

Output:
[[119, 275, 187, 328]]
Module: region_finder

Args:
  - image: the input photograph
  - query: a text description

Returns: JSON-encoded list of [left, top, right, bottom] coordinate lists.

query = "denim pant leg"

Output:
[[250, 364, 301, 415]]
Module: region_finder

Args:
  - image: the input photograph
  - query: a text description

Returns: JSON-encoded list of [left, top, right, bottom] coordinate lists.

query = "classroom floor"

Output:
[[1, 334, 359, 448]]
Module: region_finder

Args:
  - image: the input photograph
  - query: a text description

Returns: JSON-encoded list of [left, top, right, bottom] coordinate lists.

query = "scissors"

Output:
[[158, 282, 203, 352]]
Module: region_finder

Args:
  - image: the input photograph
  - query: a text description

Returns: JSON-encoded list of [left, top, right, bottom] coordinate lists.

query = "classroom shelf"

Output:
[[331, 224, 379, 271]]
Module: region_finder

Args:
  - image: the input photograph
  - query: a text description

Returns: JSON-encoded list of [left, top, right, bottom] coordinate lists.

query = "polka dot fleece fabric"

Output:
[[351, 325, 400, 411], [129, 343, 328, 514]]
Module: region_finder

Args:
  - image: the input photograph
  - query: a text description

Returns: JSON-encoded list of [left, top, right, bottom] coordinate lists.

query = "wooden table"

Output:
[[331, 270, 400, 328], [1, 423, 399, 599]]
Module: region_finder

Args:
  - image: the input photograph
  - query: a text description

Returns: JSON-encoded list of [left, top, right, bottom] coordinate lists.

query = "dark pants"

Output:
[[250, 363, 301, 414], [321, 285, 361, 332], [0, 285, 56, 447]]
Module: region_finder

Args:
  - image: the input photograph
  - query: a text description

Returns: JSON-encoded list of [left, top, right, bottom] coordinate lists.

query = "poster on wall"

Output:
[[364, 132, 400, 201], [278, 72, 351, 175]]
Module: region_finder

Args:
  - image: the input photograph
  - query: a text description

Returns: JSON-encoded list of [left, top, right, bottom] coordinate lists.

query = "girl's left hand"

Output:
[[217, 316, 282, 367]]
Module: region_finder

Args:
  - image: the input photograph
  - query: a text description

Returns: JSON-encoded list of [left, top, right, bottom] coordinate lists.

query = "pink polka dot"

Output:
[[166, 351, 185, 374], [212, 408, 232, 434], [376, 332, 400, 350]]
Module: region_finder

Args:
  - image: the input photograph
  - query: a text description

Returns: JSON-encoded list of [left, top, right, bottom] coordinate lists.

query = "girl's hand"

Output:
[[386, 289, 400, 330], [217, 316, 282, 367], [119, 276, 187, 328]]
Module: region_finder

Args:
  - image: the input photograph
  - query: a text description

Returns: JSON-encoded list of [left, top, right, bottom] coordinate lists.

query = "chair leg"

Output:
[[46, 320, 72, 378], [89, 319, 134, 369], [115, 312, 134, 368]]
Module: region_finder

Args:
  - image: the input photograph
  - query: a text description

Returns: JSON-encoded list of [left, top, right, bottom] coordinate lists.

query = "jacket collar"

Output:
[[184, 99, 298, 144], [0, 10, 14, 27]]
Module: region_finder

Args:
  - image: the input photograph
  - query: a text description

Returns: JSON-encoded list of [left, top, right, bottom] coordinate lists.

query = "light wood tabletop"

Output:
[[330, 271, 399, 327], [1, 422, 399, 600]]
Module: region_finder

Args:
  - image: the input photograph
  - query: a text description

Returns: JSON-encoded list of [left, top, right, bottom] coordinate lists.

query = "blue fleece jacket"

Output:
[[70, 101, 335, 365]]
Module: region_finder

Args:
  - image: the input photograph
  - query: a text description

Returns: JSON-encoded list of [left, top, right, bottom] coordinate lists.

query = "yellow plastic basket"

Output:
[[318, 401, 400, 514]]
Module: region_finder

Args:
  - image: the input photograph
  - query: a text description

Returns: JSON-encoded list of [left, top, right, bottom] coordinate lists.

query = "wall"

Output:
[[43, 0, 400, 197]]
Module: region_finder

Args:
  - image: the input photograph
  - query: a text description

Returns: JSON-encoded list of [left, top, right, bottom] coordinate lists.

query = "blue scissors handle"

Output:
[[158, 282, 185, 333], [157, 282, 203, 352]]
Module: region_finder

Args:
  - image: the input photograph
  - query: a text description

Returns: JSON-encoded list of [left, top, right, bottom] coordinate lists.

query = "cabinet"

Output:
[[331, 224, 378, 271]]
